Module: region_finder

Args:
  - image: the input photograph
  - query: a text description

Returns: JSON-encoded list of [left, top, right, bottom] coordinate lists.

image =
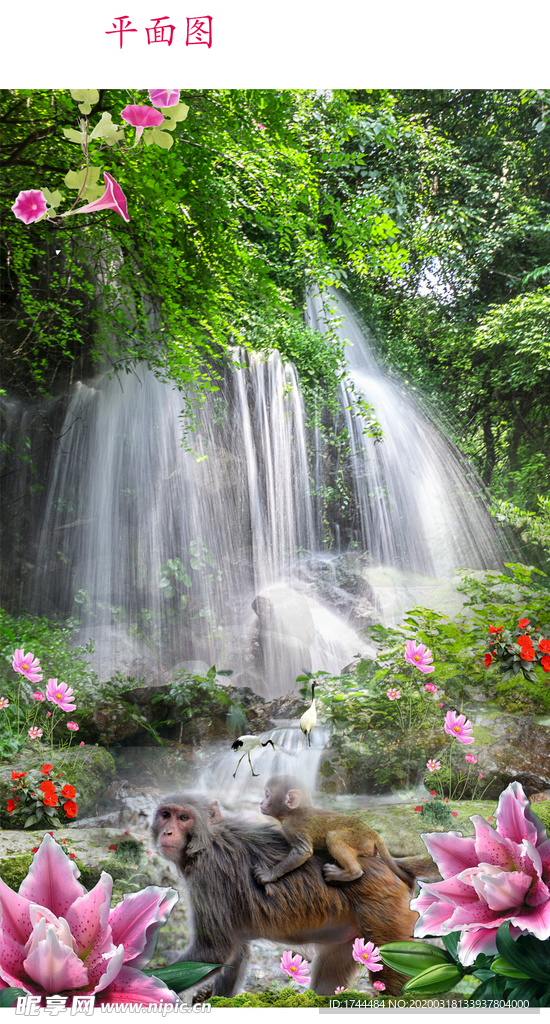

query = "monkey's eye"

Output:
[[179, 813, 189, 821], [160, 810, 170, 818]]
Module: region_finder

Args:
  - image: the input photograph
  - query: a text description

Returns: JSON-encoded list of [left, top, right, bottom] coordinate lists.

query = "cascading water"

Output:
[[2, 294, 511, 695]]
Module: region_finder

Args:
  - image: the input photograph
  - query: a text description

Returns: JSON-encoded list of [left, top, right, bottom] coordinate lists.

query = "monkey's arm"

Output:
[[253, 832, 313, 884]]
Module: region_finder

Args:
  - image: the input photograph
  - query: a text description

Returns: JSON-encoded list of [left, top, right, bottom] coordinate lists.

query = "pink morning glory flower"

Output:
[[405, 640, 435, 674], [67, 721, 79, 731], [71, 172, 130, 223], [352, 938, 383, 971], [444, 710, 475, 745], [33, 692, 46, 701], [148, 89, 180, 108], [280, 950, 310, 986], [46, 679, 76, 712], [411, 781, 550, 966], [0, 697, 10, 709], [13, 649, 43, 683], [0, 833, 178, 1004], [11, 189, 48, 225], [28, 727, 43, 739], [121, 104, 164, 144], [426, 760, 441, 771], [386, 688, 401, 700], [465, 753, 477, 764]]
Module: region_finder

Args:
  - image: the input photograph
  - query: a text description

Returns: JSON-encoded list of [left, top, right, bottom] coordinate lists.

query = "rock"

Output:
[[252, 586, 317, 645]]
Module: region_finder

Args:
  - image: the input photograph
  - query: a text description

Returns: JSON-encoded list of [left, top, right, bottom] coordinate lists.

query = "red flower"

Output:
[[31, 847, 39, 853], [11, 771, 26, 779], [451, 811, 458, 818], [43, 793, 58, 807], [430, 790, 436, 797], [518, 619, 530, 628], [40, 764, 53, 774], [484, 653, 494, 667], [40, 780, 56, 795], [108, 844, 117, 851], [61, 784, 76, 799], [541, 655, 550, 673], [69, 852, 76, 858], [7, 798, 18, 813], [488, 625, 503, 634], [64, 800, 78, 818], [414, 806, 422, 812], [538, 638, 550, 654]]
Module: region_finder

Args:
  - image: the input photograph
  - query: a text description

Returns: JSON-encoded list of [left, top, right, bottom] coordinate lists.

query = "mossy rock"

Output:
[[533, 801, 550, 830], [0, 853, 33, 891], [0, 744, 116, 829]]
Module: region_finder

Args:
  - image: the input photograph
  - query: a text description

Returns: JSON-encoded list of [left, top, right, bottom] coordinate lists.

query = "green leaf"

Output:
[[161, 101, 189, 122], [64, 166, 104, 200], [442, 932, 460, 959], [379, 941, 452, 977], [495, 922, 550, 982], [144, 128, 174, 150], [63, 128, 86, 144], [89, 111, 125, 146], [42, 188, 63, 209], [70, 89, 100, 115], [402, 963, 463, 994], [0, 988, 27, 1008], [142, 962, 221, 990]]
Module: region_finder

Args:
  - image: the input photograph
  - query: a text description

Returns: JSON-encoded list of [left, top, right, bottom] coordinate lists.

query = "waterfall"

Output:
[[1, 295, 511, 695], [306, 291, 509, 587]]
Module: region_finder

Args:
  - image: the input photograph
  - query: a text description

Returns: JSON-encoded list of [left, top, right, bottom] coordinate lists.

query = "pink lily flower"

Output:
[[11, 189, 48, 225], [352, 937, 384, 971], [280, 950, 310, 986], [411, 781, 550, 966], [0, 833, 178, 1004], [148, 89, 180, 108], [121, 104, 164, 144], [405, 640, 435, 674], [71, 172, 130, 223], [13, 649, 43, 683], [444, 710, 475, 745], [46, 679, 76, 712]]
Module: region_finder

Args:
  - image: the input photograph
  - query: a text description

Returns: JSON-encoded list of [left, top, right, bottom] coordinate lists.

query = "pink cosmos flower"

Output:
[[425, 682, 438, 693], [0, 697, 9, 709], [148, 89, 180, 108], [46, 679, 77, 712], [386, 688, 401, 701], [426, 760, 441, 772], [13, 649, 43, 683], [0, 833, 178, 1004], [465, 753, 477, 764], [11, 189, 48, 225], [28, 727, 43, 739], [66, 721, 79, 731], [351, 938, 383, 971], [79, 741, 85, 746], [334, 986, 346, 994], [373, 980, 386, 991], [444, 710, 475, 745], [121, 104, 164, 144], [405, 640, 435, 674], [72, 173, 129, 223], [33, 692, 46, 701], [280, 950, 310, 986], [411, 781, 550, 967]]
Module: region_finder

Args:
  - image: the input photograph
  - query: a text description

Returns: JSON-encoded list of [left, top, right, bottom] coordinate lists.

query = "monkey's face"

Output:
[[260, 785, 283, 819], [154, 804, 195, 862]]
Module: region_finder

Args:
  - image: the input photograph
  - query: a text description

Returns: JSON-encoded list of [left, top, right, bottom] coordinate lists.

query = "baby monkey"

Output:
[[253, 774, 415, 890]]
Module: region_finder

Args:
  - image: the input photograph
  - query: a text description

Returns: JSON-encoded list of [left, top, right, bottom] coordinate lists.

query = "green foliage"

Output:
[[418, 796, 454, 828], [150, 665, 241, 739], [0, 853, 33, 891]]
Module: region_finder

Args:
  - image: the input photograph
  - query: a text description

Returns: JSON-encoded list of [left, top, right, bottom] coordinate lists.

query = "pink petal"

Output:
[[0, 929, 28, 986], [23, 924, 88, 993], [525, 876, 550, 907], [108, 886, 179, 968], [495, 782, 545, 846], [64, 873, 112, 957], [420, 831, 478, 877], [19, 834, 86, 918], [471, 869, 533, 911], [95, 965, 178, 1005], [457, 926, 499, 966], [510, 900, 550, 940], [0, 875, 34, 944], [411, 888, 457, 936], [472, 819, 514, 868]]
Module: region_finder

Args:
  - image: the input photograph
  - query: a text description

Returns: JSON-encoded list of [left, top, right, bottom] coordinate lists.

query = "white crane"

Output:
[[300, 681, 317, 746], [231, 735, 276, 777]]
